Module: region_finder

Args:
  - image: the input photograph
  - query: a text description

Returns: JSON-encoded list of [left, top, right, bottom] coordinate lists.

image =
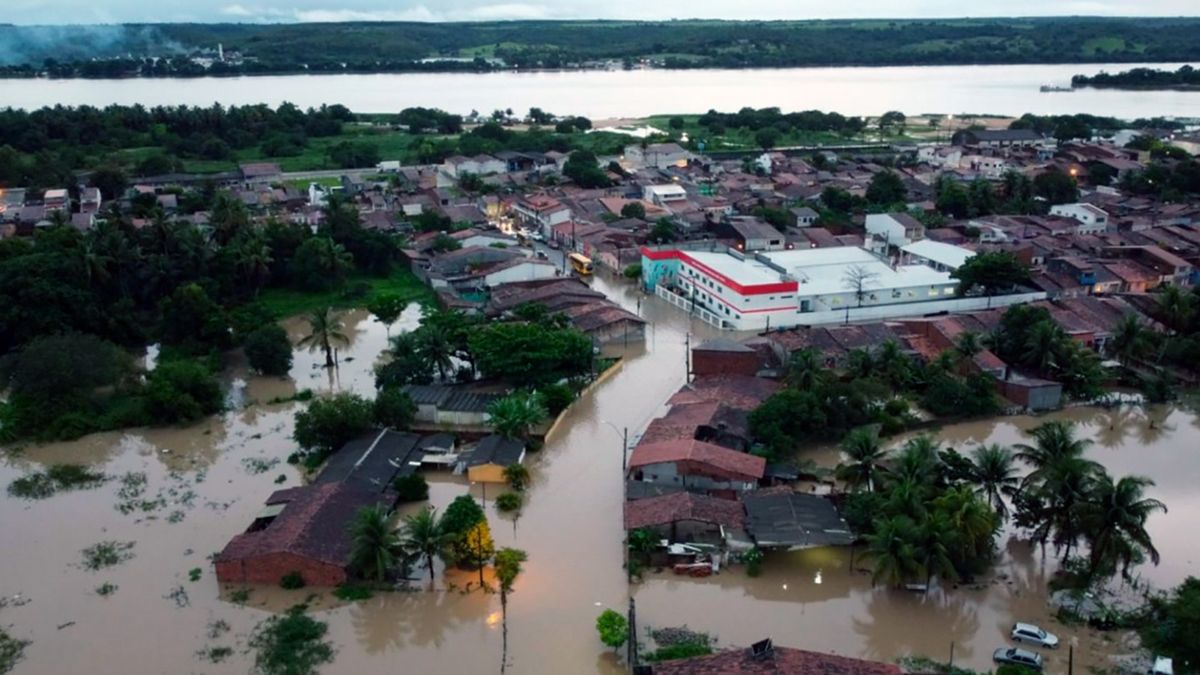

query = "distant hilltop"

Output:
[[2, 17, 1200, 77]]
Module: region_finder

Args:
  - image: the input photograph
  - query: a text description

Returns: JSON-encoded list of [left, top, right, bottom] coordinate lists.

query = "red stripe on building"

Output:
[[641, 247, 798, 296], [679, 277, 794, 314]]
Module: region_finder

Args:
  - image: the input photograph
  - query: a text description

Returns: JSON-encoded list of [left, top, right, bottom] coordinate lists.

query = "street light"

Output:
[[601, 420, 629, 472], [471, 480, 487, 503]]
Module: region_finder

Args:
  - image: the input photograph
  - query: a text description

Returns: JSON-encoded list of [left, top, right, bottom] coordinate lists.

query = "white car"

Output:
[[993, 647, 1044, 670], [1010, 622, 1060, 649]]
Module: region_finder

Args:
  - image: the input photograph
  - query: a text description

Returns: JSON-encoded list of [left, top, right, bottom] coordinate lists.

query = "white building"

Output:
[[441, 154, 507, 179], [642, 244, 1042, 331], [643, 184, 688, 207], [624, 142, 690, 170], [865, 212, 926, 247], [512, 195, 572, 237], [1049, 203, 1110, 235], [900, 239, 976, 272]]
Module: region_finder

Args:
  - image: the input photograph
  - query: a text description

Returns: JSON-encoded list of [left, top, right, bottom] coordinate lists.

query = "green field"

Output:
[[257, 267, 434, 319], [176, 124, 427, 174], [642, 115, 914, 151]]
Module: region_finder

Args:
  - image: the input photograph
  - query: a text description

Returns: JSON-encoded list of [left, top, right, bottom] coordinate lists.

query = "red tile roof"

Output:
[[628, 439, 765, 480], [623, 492, 745, 530], [648, 645, 902, 675]]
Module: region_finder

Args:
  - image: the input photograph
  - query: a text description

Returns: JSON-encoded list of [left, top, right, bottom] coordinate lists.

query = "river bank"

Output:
[[1, 270, 1194, 673]]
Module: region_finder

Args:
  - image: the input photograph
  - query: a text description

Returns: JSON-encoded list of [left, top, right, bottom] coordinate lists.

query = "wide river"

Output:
[[2, 62, 1199, 118], [2, 271, 1198, 674]]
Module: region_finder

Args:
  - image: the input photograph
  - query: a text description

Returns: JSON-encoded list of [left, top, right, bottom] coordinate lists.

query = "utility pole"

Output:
[[1068, 645, 1074, 675], [684, 332, 691, 382], [622, 426, 629, 472], [627, 595, 638, 672]]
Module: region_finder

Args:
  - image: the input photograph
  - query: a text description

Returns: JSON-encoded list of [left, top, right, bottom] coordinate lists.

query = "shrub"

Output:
[[247, 604, 333, 675], [622, 263, 642, 279], [279, 571, 306, 590], [538, 382, 575, 416], [144, 359, 224, 424], [595, 609, 628, 650], [743, 548, 764, 577], [495, 492, 523, 512], [333, 584, 374, 601], [293, 393, 373, 465], [244, 324, 293, 376], [503, 463, 530, 491], [393, 474, 429, 502]]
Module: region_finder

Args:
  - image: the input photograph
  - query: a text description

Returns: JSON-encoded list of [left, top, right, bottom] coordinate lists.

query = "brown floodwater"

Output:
[[1, 281, 1193, 674]]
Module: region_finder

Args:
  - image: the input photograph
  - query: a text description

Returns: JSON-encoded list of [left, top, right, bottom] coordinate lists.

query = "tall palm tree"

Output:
[[349, 505, 401, 583], [1157, 284, 1195, 335], [894, 435, 942, 485], [495, 547, 528, 675], [835, 426, 888, 493], [933, 485, 999, 569], [1079, 474, 1167, 580], [417, 325, 456, 381], [875, 340, 914, 389], [861, 515, 922, 587], [78, 238, 113, 285], [954, 331, 984, 361], [236, 236, 274, 297], [970, 444, 1019, 521], [487, 392, 548, 442], [786, 347, 827, 390], [298, 307, 349, 368], [400, 507, 454, 589], [314, 237, 354, 283], [1014, 421, 1097, 490], [845, 348, 876, 380], [1108, 313, 1153, 366], [1022, 320, 1068, 373], [916, 512, 960, 590]]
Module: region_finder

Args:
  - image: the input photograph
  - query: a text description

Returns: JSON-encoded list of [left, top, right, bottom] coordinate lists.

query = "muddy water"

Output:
[[1, 282, 1193, 674]]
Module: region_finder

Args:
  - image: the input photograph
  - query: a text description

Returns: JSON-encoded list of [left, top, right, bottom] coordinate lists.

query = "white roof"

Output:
[[900, 240, 976, 270], [646, 184, 687, 195], [686, 250, 784, 287]]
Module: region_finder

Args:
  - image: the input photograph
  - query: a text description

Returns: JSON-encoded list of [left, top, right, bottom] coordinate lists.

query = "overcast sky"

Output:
[[6, 0, 1199, 24]]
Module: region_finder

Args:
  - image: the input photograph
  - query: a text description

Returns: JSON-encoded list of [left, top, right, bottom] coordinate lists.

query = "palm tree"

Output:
[[298, 307, 348, 369], [1079, 474, 1166, 580], [861, 515, 922, 587], [235, 237, 273, 297], [1022, 320, 1068, 373], [875, 340, 914, 389], [400, 507, 454, 589], [314, 237, 354, 283], [835, 426, 888, 493], [1014, 421, 1097, 490], [786, 347, 827, 390], [916, 512, 960, 590], [893, 435, 942, 485], [845, 348, 876, 380], [932, 485, 999, 569], [1108, 313, 1153, 366], [970, 444, 1019, 521], [349, 505, 401, 582], [417, 325, 456, 381], [78, 238, 113, 285], [954, 331, 984, 361], [495, 547, 528, 675], [1014, 421, 1101, 558], [1157, 285, 1195, 335], [487, 392, 548, 442]]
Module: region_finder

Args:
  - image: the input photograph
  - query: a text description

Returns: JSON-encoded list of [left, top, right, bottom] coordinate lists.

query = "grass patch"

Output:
[[495, 492, 523, 512], [248, 604, 334, 675], [8, 464, 107, 499], [333, 584, 374, 602], [80, 541, 136, 571], [188, 567, 203, 582], [230, 588, 252, 605], [267, 389, 315, 405], [256, 268, 433, 319]]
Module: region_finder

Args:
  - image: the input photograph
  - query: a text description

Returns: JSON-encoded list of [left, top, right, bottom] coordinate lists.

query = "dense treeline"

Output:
[[1072, 65, 1200, 89], [2, 18, 1200, 76], [0, 103, 353, 188], [697, 108, 866, 138], [0, 56, 497, 79], [0, 194, 402, 441]]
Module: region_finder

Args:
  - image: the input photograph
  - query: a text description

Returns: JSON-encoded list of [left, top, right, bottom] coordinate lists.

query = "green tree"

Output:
[[1033, 167, 1078, 205], [595, 609, 628, 650], [416, 325, 456, 381], [143, 359, 224, 424], [836, 426, 888, 493], [298, 307, 348, 369], [785, 347, 829, 390], [400, 507, 453, 588], [668, 116, 685, 130], [349, 505, 400, 582], [748, 389, 827, 458], [916, 511, 960, 589], [754, 127, 781, 151], [620, 201, 646, 219], [1108, 313, 1154, 365], [159, 283, 230, 352], [649, 217, 678, 244], [291, 237, 354, 291], [1141, 577, 1200, 670], [367, 293, 408, 337], [1079, 473, 1166, 580], [469, 323, 592, 386], [244, 324, 293, 376], [247, 605, 334, 675], [373, 388, 415, 430], [293, 392, 373, 458], [951, 251, 1031, 299], [488, 391, 548, 441], [503, 463, 531, 491], [495, 547, 528, 674], [932, 485, 999, 572], [866, 170, 907, 205], [439, 495, 486, 565]]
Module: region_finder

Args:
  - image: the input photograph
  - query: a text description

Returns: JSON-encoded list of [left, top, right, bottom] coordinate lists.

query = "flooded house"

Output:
[[623, 491, 746, 546], [740, 489, 855, 551], [462, 435, 526, 483], [402, 384, 502, 429], [627, 439, 766, 497], [645, 640, 902, 675]]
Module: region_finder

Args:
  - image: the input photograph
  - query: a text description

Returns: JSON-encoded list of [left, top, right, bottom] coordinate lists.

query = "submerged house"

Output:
[[214, 483, 379, 586], [464, 435, 526, 483], [627, 439, 765, 497]]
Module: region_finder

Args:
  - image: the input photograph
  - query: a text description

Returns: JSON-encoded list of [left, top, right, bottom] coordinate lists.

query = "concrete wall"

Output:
[[215, 552, 347, 587], [632, 461, 756, 492]]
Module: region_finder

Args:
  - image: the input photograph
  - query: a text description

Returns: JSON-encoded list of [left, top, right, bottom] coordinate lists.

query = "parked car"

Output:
[[993, 647, 1044, 670], [534, 250, 549, 260], [1010, 623, 1060, 649]]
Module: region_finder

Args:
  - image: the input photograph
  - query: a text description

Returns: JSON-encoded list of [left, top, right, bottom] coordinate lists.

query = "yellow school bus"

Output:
[[568, 252, 594, 276]]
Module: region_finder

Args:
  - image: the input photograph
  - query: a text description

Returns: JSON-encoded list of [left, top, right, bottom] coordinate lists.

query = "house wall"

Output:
[[484, 263, 558, 287], [692, 349, 762, 378], [215, 552, 347, 587], [589, 320, 647, 347], [997, 380, 1064, 412], [467, 464, 507, 483], [632, 461, 757, 492]]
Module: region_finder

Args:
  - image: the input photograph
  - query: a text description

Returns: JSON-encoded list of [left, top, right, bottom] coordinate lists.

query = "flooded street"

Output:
[[2, 278, 1197, 674]]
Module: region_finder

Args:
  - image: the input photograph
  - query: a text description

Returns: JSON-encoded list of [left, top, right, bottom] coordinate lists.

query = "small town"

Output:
[[3, 9, 1200, 675]]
